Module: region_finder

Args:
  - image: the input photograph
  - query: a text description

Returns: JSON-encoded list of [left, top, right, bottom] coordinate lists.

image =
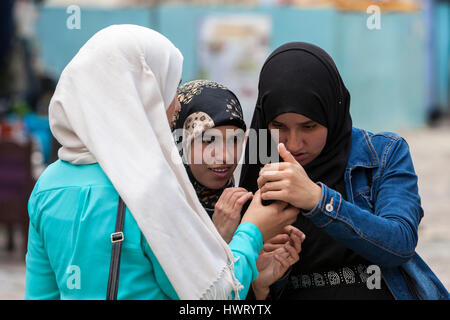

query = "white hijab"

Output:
[[49, 24, 243, 300]]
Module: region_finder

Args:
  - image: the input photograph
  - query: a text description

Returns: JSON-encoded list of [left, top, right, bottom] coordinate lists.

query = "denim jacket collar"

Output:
[[346, 127, 380, 171]]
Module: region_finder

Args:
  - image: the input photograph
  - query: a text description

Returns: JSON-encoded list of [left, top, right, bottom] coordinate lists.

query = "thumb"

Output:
[[278, 143, 297, 164], [252, 189, 262, 203]]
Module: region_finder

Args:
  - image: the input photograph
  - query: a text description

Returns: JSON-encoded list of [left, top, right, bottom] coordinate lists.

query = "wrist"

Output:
[[252, 283, 270, 300], [215, 225, 233, 244], [305, 183, 322, 211]]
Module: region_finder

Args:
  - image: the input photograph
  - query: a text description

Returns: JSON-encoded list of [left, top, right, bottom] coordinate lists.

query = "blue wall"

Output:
[[156, 6, 337, 86], [434, 2, 449, 110], [36, 4, 438, 132], [333, 11, 427, 131], [36, 7, 154, 77]]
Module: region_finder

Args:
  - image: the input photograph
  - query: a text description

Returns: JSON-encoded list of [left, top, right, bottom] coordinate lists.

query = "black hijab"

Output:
[[173, 80, 246, 217], [237, 45, 398, 300], [239, 42, 352, 200]]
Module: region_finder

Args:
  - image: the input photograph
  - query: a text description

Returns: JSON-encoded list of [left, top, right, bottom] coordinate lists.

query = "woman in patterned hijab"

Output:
[[173, 80, 306, 299], [173, 80, 252, 243]]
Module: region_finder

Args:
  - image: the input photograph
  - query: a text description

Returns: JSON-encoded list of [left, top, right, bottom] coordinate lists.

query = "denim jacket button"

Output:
[[325, 203, 334, 212]]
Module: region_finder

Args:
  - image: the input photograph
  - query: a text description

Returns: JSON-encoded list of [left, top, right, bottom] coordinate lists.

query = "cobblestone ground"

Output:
[[0, 124, 449, 300]]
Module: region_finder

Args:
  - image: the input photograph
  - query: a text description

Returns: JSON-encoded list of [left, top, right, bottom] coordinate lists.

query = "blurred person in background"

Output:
[[24, 24, 301, 300], [1, 0, 56, 166], [239, 42, 450, 300]]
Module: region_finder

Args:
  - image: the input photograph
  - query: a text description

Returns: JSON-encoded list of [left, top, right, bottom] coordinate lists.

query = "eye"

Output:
[[270, 122, 284, 128], [303, 124, 317, 129]]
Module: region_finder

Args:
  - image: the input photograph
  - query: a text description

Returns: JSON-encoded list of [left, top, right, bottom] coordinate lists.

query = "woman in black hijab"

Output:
[[239, 42, 449, 300], [241, 42, 352, 199]]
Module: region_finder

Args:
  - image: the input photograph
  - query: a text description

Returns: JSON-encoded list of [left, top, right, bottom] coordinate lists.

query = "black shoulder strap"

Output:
[[106, 196, 126, 300]]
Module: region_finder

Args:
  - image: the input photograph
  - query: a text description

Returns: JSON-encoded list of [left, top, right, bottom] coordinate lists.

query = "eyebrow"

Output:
[[271, 119, 316, 126]]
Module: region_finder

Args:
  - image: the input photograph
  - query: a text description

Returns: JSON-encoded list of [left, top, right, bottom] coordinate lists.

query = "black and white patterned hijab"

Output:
[[173, 80, 246, 216]]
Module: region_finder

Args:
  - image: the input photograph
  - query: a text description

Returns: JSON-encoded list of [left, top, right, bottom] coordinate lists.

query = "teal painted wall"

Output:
[[35, 5, 439, 132], [333, 11, 427, 131], [435, 2, 449, 110], [36, 7, 153, 77], [156, 6, 336, 90]]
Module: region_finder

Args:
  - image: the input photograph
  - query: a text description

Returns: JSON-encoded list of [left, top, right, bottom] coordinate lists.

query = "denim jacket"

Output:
[[299, 127, 449, 300]]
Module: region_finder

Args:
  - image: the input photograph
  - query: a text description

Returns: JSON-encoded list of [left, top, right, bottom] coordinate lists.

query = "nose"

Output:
[[211, 140, 234, 165], [285, 129, 304, 153]]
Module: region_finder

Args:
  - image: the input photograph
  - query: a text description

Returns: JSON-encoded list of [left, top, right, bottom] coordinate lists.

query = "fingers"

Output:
[[257, 171, 283, 189], [222, 187, 249, 203], [235, 192, 253, 209], [260, 162, 290, 174], [252, 189, 262, 200], [267, 233, 290, 245], [278, 143, 298, 164], [259, 180, 286, 194], [261, 190, 288, 203], [262, 233, 290, 252], [274, 243, 299, 265], [279, 225, 296, 236], [277, 225, 303, 246], [288, 233, 303, 255], [216, 188, 233, 206], [217, 187, 252, 212], [230, 190, 251, 204], [274, 253, 290, 270], [262, 243, 284, 252], [284, 243, 300, 264], [287, 228, 305, 253], [246, 189, 263, 209], [263, 226, 305, 253], [286, 226, 304, 239]]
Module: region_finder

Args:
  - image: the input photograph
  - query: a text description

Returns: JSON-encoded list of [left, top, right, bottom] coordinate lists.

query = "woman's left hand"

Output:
[[258, 143, 322, 211], [252, 226, 304, 299]]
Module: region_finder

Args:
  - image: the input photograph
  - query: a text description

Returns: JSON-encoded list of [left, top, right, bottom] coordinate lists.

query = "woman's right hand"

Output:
[[251, 226, 305, 299], [262, 225, 305, 252], [241, 190, 300, 242]]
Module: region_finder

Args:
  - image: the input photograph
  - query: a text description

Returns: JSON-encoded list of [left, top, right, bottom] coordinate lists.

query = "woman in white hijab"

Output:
[[24, 25, 299, 300]]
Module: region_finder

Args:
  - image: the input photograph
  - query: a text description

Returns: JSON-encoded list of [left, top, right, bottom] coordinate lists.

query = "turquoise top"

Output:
[[25, 160, 263, 300]]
